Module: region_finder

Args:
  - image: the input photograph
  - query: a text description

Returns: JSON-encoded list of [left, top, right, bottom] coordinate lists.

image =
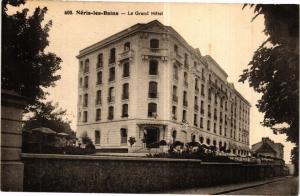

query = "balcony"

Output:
[[214, 115, 217, 121], [148, 92, 158, 99], [184, 61, 189, 69], [107, 115, 114, 120], [119, 49, 134, 61], [171, 52, 183, 65], [200, 109, 204, 114], [108, 77, 115, 82], [95, 99, 102, 105], [172, 95, 178, 103], [107, 96, 115, 103], [184, 81, 188, 87], [183, 100, 188, 107], [121, 113, 129, 118], [208, 112, 211, 118], [109, 58, 116, 65], [194, 105, 199, 111], [173, 74, 179, 81], [96, 62, 103, 69], [122, 94, 129, 100], [142, 48, 168, 61], [195, 87, 199, 93], [172, 114, 177, 120]]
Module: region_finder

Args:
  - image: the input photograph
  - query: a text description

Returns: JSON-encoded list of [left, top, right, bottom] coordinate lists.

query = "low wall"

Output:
[[22, 153, 285, 193]]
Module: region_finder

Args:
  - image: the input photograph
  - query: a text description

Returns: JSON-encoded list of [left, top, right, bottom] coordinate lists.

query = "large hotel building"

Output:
[[76, 20, 251, 155]]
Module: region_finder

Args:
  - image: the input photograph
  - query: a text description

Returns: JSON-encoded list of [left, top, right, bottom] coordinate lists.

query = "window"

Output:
[[124, 42, 130, 51], [83, 93, 88, 107], [208, 104, 211, 117], [108, 106, 114, 120], [173, 64, 179, 80], [209, 74, 211, 81], [84, 59, 89, 73], [213, 140, 217, 147], [172, 106, 177, 120], [97, 53, 103, 68], [208, 88, 211, 100], [199, 136, 204, 144], [174, 44, 178, 54], [200, 117, 203, 128], [122, 104, 128, 117], [215, 93, 218, 104], [182, 110, 187, 122], [108, 87, 115, 103], [148, 81, 158, 98], [195, 78, 199, 91], [200, 100, 204, 114], [78, 112, 81, 122], [148, 103, 157, 117], [83, 111, 88, 122], [219, 125, 222, 135], [79, 77, 83, 87], [194, 114, 197, 126], [206, 138, 211, 145], [149, 60, 158, 75], [80, 61, 83, 72], [122, 83, 129, 100], [95, 130, 100, 144], [109, 67, 115, 82], [97, 71, 102, 84], [172, 130, 177, 142], [207, 120, 210, 130], [172, 86, 178, 102], [183, 91, 188, 106], [184, 53, 188, 66], [79, 95, 82, 105], [84, 76, 89, 88], [214, 123, 216, 133], [214, 108, 217, 120], [109, 48, 116, 64], [191, 134, 196, 142], [123, 62, 130, 77], [201, 84, 205, 96], [184, 72, 188, 86], [201, 68, 205, 79], [120, 128, 128, 144], [96, 90, 101, 105], [150, 39, 159, 49], [96, 109, 101, 121], [194, 96, 198, 110]]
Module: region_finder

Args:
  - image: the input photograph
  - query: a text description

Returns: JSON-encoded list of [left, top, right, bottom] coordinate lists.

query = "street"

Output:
[[224, 176, 298, 195], [162, 176, 298, 195]]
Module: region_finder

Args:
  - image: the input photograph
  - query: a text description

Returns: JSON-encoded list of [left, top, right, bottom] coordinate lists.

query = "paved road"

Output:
[[225, 176, 298, 195]]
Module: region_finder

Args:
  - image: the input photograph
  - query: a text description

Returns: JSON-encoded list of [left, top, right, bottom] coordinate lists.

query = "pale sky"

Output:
[[9, 1, 295, 163]]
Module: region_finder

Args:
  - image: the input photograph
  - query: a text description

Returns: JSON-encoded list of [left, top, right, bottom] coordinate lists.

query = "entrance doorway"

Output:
[[144, 127, 159, 148]]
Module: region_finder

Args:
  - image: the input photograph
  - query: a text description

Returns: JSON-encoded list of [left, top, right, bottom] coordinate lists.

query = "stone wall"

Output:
[[22, 153, 285, 193]]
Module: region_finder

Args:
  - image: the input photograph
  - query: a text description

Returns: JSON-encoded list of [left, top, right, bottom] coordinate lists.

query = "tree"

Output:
[[2, 0, 62, 102], [23, 101, 74, 136], [239, 5, 299, 145]]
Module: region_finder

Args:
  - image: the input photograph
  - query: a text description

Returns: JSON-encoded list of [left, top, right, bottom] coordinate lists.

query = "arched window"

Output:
[[199, 136, 204, 144], [122, 83, 129, 100], [124, 42, 130, 51], [108, 106, 114, 120], [148, 81, 158, 98], [206, 138, 211, 145], [149, 60, 158, 75], [108, 87, 114, 103], [97, 71, 102, 84], [148, 103, 157, 117], [122, 104, 128, 117], [97, 54, 103, 68], [123, 62, 130, 77], [109, 48, 116, 64], [95, 130, 101, 144], [150, 39, 159, 49], [120, 128, 128, 144]]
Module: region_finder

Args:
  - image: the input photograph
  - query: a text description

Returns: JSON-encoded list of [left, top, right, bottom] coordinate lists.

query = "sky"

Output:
[[9, 1, 295, 163]]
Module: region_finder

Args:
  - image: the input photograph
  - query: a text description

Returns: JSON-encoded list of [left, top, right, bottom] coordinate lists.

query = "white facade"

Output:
[[76, 20, 251, 155]]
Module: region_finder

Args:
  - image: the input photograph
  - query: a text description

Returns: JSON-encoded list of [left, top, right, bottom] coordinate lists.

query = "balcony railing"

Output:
[[109, 57, 116, 64], [173, 74, 179, 81], [195, 87, 199, 93], [122, 94, 129, 100], [184, 81, 188, 87], [119, 49, 134, 61], [172, 95, 178, 103], [183, 101, 188, 107], [214, 115, 217, 120], [194, 105, 199, 111], [107, 96, 115, 103], [208, 112, 211, 118], [95, 99, 102, 105], [96, 62, 103, 69], [107, 115, 114, 120], [201, 109, 204, 114], [108, 77, 115, 82], [148, 92, 158, 99]]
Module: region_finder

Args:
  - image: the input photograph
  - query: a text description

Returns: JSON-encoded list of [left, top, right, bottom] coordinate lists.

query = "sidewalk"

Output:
[[161, 176, 292, 195]]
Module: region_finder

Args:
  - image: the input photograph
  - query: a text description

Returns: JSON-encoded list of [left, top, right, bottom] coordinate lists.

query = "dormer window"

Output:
[[150, 39, 159, 49]]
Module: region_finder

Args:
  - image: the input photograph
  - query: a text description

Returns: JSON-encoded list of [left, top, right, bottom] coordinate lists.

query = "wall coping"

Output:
[[21, 153, 253, 166]]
